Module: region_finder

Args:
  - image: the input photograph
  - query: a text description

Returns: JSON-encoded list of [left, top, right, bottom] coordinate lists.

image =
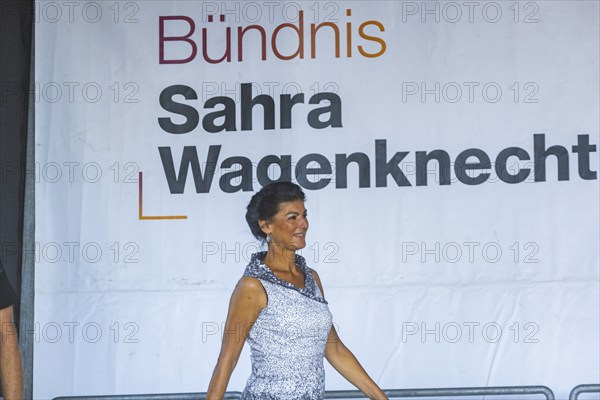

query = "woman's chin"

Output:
[[287, 239, 306, 251]]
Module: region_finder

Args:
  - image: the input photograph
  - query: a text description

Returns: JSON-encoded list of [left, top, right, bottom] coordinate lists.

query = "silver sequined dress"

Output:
[[241, 251, 333, 400]]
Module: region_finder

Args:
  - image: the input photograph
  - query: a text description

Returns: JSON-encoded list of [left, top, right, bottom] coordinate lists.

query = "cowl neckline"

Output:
[[243, 251, 328, 304]]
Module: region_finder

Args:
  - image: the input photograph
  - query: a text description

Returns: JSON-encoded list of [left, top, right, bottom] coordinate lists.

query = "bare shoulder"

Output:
[[236, 276, 264, 291], [231, 276, 267, 309]]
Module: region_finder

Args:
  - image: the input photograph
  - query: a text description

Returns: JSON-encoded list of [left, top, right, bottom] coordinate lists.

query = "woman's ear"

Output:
[[258, 219, 271, 236]]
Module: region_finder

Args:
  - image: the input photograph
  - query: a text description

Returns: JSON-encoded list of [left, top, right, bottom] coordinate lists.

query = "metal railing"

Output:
[[569, 384, 600, 400], [53, 394, 242, 400], [326, 386, 555, 398], [53, 385, 556, 400]]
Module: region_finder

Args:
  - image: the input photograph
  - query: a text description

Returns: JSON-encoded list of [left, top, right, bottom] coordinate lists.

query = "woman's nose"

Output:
[[298, 216, 308, 229]]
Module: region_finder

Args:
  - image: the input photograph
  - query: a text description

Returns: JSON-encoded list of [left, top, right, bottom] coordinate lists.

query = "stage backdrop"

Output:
[[35, 1, 599, 398]]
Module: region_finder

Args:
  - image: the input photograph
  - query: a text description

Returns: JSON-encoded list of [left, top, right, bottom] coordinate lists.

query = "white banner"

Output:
[[35, 1, 599, 399]]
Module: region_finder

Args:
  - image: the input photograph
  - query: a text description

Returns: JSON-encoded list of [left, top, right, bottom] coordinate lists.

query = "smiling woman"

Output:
[[206, 181, 388, 400]]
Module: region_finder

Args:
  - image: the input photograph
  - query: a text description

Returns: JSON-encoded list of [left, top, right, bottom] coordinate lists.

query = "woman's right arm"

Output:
[[206, 277, 266, 399]]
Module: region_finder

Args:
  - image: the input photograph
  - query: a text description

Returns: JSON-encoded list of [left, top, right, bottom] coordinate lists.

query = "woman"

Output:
[[0, 262, 23, 400], [207, 182, 388, 400]]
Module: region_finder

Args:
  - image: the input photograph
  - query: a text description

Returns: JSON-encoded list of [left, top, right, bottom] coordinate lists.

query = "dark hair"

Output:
[[245, 181, 306, 240]]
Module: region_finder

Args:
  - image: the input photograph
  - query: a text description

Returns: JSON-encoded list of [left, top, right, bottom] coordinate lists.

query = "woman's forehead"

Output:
[[276, 199, 306, 213]]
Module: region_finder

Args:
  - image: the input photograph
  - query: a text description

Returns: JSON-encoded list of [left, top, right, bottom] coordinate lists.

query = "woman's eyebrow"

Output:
[[285, 210, 307, 216]]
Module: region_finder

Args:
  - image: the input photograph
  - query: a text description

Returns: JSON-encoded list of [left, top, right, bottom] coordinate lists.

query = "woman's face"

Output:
[[260, 199, 308, 251]]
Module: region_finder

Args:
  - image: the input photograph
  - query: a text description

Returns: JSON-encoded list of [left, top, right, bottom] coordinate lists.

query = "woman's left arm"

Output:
[[311, 269, 389, 400]]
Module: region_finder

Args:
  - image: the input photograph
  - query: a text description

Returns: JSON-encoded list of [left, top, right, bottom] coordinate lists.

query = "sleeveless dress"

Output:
[[241, 251, 333, 400]]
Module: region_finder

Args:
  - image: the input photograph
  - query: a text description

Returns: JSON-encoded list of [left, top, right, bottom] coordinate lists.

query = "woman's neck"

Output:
[[263, 245, 297, 272]]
